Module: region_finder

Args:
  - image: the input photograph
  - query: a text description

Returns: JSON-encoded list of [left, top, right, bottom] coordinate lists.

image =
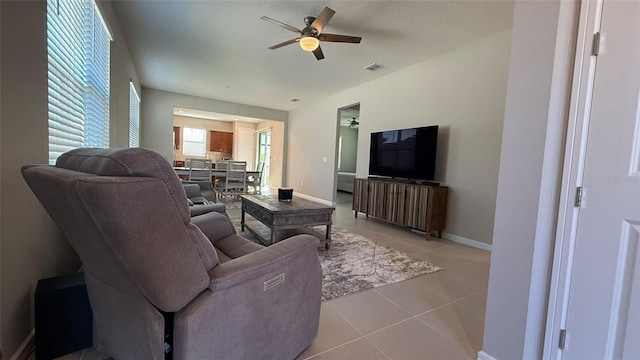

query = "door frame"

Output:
[[333, 102, 360, 205], [256, 128, 271, 187], [543, 0, 604, 358]]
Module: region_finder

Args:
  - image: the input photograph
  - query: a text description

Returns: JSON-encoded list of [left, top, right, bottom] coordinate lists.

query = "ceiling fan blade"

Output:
[[318, 33, 362, 44], [310, 7, 335, 33], [260, 16, 302, 34], [268, 38, 299, 50], [313, 46, 325, 60]]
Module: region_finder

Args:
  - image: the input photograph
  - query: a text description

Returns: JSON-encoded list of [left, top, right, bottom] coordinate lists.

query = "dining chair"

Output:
[[187, 158, 212, 182], [247, 162, 264, 194], [215, 161, 247, 200]]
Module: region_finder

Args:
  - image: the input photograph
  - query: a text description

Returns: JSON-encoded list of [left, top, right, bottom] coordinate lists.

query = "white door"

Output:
[[236, 127, 254, 170], [552, 1, 640, 358]]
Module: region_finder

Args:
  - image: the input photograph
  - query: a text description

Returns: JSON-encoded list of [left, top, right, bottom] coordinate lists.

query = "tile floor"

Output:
[[44, 198, 491, 360]]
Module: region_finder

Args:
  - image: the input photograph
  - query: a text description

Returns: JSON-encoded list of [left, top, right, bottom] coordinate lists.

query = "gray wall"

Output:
[[0, 1, 140, 355], [338, 127, 358, 173], [481, 1, 576, 358], [141, 88, 288, 162], [287, 30, 512, 245]]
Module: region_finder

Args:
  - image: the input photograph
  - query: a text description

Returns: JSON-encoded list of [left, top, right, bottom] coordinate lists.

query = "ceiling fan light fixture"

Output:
[[299, 36, 319, 51]]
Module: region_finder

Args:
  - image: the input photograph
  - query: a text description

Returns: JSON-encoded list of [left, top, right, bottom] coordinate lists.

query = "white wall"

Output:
[[481, 1, 576, 359], [0, 1, 140, 355], [141, 88, 288, 162], [287, 30, 512, 245]]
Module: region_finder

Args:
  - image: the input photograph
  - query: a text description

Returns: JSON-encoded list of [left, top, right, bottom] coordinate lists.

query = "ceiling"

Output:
[[112, 1, 514, 112]]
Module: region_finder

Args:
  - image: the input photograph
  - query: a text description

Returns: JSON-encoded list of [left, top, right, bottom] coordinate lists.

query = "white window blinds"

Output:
[[47, 0, 112, 164], [183, 128, 207, 156], [129, 82, 140, 147], [83, 0, 110, 148]]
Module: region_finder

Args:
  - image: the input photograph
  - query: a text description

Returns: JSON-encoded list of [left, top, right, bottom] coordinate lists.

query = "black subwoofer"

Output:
[[35, 272, 93, 359]]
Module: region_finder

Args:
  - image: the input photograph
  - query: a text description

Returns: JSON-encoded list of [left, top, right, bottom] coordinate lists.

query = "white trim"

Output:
[[543, 1, 602, 358], [129, 81, 140, 102], [442, 232, 492, 252], [291, 192, 333, 206], [254, 126, 272, 134], [522, 0, 582, 356], [10, 329, 34, 360], [477, 350, 499, 360]]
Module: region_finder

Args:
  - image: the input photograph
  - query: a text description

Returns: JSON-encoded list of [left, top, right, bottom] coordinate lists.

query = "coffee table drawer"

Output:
[[243, 204, 273, 224], [273, 212, 332, 226]]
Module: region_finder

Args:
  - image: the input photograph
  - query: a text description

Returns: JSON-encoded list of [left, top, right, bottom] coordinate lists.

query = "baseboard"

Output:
[[10, 329, 34, 360], [442, 232, 492, 252], [477, 350, 498, 360], [290, 192, 333, 206]]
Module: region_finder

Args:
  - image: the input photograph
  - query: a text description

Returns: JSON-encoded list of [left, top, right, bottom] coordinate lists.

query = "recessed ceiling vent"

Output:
[[363, 63, 382, 71], [289, 98, 300, 102]]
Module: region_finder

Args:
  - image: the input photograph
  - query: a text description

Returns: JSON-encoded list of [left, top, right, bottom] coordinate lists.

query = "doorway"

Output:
[[256, 129, 271, 188], [334, 103, 360, 204]]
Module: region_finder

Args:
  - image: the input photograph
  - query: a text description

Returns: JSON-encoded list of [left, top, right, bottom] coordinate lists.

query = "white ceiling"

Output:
[[112, 1, 514, 112]]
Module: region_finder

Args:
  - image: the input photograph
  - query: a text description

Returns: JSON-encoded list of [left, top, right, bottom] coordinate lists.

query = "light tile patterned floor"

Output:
[[44, 198, 491, 360]]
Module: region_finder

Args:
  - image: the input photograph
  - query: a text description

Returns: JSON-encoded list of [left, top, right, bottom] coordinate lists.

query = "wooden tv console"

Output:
[[352, 178, 448, 240]]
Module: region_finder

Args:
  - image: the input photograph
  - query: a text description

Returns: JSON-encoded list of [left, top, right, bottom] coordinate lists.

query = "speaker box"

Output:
[[35, 272, 93, 359], [278, 188, 293, 201]]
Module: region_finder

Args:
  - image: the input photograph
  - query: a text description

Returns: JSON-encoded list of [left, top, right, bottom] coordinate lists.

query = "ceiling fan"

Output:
[[341, 117, 359, 127], [260, 7, 361, 60]]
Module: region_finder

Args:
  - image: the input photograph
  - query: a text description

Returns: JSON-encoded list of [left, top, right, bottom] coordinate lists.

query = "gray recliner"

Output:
[[182, 183, 227, 217], [22, 148, 322, 360]]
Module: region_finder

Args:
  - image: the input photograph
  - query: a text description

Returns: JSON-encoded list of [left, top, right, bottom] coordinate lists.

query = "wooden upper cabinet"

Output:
[[173, 126, 181, 149], [209, 131, 233, 152]]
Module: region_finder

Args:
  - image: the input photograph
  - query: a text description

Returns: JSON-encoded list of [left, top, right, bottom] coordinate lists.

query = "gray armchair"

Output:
[[22, 148, 322, 360], [181, 180, 216, 202], [182, 183, 227, 217]]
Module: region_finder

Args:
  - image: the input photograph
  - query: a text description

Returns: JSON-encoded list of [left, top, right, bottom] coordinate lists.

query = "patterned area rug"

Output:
[[318, 227, 443, 301], [223, 200, 443, 301]]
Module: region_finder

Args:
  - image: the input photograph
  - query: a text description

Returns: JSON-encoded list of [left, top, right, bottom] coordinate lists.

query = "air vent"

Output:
[[289, 98, 300, 102], [363, 63, 382, 71]]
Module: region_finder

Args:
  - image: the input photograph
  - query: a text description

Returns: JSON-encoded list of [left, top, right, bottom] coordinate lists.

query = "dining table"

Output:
[[173, 167, 260, 179]]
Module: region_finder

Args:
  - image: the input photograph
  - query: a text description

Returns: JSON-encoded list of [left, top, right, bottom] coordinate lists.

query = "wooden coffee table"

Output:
[[240, 194, 335, 249]]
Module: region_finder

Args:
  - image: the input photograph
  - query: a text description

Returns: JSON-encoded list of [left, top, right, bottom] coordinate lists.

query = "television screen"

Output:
[[369, 125, 438, 181]]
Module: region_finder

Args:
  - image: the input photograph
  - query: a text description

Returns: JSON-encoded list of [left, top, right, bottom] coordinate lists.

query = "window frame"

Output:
[[182, 127, 207, 156]]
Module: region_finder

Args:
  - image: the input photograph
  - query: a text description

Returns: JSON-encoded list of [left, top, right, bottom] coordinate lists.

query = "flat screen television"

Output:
[[369, 125, 438, 181]]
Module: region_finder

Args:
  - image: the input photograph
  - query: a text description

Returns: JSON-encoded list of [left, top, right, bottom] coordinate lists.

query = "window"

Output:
[[129, 82, 140, 147], [183, 128, 206, 156], [47, 0, 112, 164]]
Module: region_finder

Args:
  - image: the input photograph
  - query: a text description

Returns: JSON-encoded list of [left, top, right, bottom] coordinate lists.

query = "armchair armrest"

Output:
[[188, 203, 227, 217], [182, 180, 215, 202], [208, 234, 319, 292], [190, 211, 236, 242]]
